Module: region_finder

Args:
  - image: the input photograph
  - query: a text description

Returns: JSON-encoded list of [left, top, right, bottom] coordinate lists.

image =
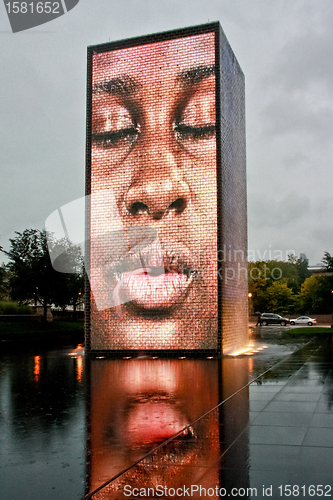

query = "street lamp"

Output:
[[33, 286, 38, 307], [248, 292, 253, 316]]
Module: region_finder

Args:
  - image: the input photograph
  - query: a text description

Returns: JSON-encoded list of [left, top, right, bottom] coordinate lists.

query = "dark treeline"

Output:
[[1, 229, 333, 319], [0, 229, 85, 321]]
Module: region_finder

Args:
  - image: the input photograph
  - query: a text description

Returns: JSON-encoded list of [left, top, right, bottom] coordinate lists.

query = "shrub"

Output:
[[0, 301, 33, 315]]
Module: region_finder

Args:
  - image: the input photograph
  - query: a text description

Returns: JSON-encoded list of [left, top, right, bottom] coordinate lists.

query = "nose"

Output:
[[125, 154, 191, 221]]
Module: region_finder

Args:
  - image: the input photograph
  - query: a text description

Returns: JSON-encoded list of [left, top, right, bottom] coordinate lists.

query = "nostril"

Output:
[[169, 198, 187, 213], [128, 201, 148, 216]]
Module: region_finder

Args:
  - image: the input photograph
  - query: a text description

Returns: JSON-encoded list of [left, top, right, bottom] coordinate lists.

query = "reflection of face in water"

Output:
[[88, 360, 220, 496], [90, 33, 218, 350]]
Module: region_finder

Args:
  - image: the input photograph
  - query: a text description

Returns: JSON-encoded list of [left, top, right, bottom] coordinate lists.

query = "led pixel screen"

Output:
[[87, 359, 220, 496], [87, 25, 220, 352]]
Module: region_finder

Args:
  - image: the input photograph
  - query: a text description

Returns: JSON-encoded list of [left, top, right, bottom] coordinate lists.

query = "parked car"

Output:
[[290, 316, 317, 326], [260, 313, 289, 326]]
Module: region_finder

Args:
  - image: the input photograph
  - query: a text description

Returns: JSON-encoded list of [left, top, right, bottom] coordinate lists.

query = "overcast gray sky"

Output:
[[1, 0, 332, 266]]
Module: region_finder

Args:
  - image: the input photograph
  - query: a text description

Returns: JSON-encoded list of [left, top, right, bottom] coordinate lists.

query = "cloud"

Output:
[[1, 0, 333, 268], [249, 193, 311, 229], [257, 4, 333, 145]]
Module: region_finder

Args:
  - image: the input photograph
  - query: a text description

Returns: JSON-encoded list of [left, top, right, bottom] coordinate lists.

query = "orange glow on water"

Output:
[[34, 356, 40, 382], [76, 356, 83, 382], [229, 344, 269, 356]]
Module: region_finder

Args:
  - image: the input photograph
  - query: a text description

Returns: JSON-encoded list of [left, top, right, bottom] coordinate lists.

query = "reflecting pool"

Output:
[[0, 344, 86, 500], [1, 332, 332, 500]]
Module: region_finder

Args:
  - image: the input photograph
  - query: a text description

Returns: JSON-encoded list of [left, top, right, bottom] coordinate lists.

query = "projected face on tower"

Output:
[[89, 32, 218, 350]]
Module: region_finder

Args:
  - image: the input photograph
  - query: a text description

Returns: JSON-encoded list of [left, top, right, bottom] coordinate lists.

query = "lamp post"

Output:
[[34, 286, 38, 308], [248, 292, 252, 317]]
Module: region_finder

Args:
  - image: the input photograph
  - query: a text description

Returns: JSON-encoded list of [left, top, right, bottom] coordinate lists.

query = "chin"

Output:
[[91, 288, 218, 351]]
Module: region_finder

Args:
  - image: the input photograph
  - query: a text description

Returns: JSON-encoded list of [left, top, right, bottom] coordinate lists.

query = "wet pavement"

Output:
[[248, 334, 333, 497], [0, 328, 332, 499]]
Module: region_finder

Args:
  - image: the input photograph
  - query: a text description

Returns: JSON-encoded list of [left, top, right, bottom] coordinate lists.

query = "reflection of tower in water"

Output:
[[85, 358, 250, 499]]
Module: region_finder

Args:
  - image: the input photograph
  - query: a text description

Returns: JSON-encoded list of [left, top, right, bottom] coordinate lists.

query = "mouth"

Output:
[[108, 240, 197, 310], [124, 394, 194, 446], [119, 269, 192, 309]]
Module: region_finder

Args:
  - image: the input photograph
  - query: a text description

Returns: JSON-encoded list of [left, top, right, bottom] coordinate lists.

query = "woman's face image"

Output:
[[89, 32, 218, 350]]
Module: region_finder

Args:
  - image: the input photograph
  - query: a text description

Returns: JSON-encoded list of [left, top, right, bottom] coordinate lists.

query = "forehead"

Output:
[[92, 32, 215, 84]]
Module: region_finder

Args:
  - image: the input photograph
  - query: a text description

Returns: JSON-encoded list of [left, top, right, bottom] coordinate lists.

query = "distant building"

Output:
[[300, 253, 309, 265]]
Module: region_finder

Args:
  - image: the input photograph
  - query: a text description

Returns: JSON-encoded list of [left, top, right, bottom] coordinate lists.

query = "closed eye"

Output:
[[174, 85, 216, 143], [92, 127, 139, 148], [174, 123, 215, 140], [91, 93, 140, 148]]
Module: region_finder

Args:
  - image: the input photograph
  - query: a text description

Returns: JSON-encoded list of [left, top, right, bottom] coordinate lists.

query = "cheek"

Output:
[[180, 126, 217, 156], [91, 148, 128, 195], [184, 154, 217, 267], [91, 143, 132, 171], [91, 149, 108, 190], [186, 152, 217, 212]]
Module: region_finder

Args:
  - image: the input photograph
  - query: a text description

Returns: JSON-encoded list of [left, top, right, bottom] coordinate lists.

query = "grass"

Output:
[[283, 326, 332, 338], [0, 320, 84, 340]]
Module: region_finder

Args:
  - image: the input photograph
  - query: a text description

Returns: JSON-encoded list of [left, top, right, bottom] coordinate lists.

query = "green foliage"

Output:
[[300, 274, 333, 314], [0, 263, 10, 300], [249, 252, 333, 316], [257, 281, 297, 315], [248, 255, 309, 314], [3, 229, 61, 320], [283, 254, 310, 293], [2, 229, 85, 321], [51, 240, 85, 317], [0, 300, 32, 315], [0, 320, 84, 339], [322, 252, 333, 272]]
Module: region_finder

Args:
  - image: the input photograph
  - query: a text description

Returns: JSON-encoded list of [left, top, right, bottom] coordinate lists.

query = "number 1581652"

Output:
[[5, 2, 60, 14]]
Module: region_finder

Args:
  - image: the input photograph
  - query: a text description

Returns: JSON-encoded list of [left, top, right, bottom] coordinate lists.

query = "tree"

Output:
[[300, 275, 333, 314], [3, 230, 64, 321], [248, 257, 308, 314], [285, 254, 310, 292], [322, 252, 333, 272], [0, 263, 10, 300], [52, 242, 85, 319], [259, 281, 297, 315], [2, 229, 84, 322], [248, 261, 274, 312], [299, 251, 333, 314]]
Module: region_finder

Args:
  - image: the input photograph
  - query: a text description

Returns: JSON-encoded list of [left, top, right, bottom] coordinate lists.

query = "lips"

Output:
[[125, 398, 192, 446], [119, 269, 190, 309], [110, 240, 196, 310]]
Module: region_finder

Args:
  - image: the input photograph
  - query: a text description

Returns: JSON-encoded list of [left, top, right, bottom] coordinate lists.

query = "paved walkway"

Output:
[[248, 336, 333, 498]]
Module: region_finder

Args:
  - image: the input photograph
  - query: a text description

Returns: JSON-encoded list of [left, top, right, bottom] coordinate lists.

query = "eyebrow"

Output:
[[178, 65, 215, 85], [92, 64, 215, 96], [93, 76, 139, 96]]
